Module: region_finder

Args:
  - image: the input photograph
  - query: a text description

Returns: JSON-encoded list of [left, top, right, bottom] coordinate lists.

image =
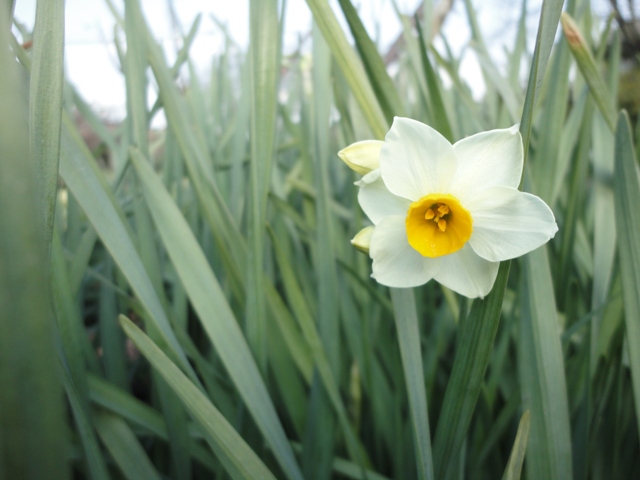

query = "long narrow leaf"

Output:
[[119, 315, 277, 480], [94, 409, 162, 480], [391, 288, 434, 480], [433, 2, 565, 476], [58, 114, 196, 384], [337, 0, 405, 122], [247, 0, 279, 371], [613, 111, 640, 436], [0, 11, 68, 477], [520, 245, 573, 480], [501, 410, 531, 480], [561, 12, 617, 132], [304, 0, 388, 138], [130, 148, 303, 480], [433, 261, 511, 479], [29, 0, 65, 247]]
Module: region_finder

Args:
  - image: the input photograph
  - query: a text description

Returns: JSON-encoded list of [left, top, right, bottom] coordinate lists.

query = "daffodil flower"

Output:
[[340, 117, 558, 298]]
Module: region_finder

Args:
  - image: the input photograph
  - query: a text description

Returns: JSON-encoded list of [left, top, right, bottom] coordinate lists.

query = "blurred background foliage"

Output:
[[1, 0, 640, 479]]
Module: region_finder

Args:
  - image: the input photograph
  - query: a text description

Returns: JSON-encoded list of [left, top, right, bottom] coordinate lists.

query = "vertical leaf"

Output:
[[124, 0, 148, 154], [58, 115, 197, 384], [29, 0, 65, 248], [303, 26, 340, 480], [391, 288, 434, 480], [433, 261, 511, 479], [415, 16, 453, 142], [501, 410, 530, 480], [60, 360, 110, 480], [119, 315, 278, 480], [130, 149, 304, 480], [520, 245, 573, 480], [613, 111, 640, 436], [94, 409, 163, 480], [247, 0, 279, 371], [337, 0, 405, 122], [304, 0, 388, 138], [433, 2, 565, 475], [0, 8, 68, 478], [560, 12, 617, 132], [533, 0, 575, 203]]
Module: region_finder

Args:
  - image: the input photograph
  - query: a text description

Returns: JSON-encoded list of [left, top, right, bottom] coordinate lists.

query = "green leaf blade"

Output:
[[391, 288, 434, 480], [29, 0, 65, 247], [130, 149, 304, 480], [0, 11, 69, 479], [119, 315, 278, 480], [613, 110, 640, 436]]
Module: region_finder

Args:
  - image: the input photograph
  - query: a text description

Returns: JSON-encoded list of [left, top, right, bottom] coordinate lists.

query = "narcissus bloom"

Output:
[[340, 117, 558, 298]]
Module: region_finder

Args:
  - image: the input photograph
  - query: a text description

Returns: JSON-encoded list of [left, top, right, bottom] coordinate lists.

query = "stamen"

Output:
[[406, 193, 472, 258]]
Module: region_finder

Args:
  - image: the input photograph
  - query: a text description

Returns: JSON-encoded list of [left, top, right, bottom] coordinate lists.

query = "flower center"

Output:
[[405, 193, 473, 258]]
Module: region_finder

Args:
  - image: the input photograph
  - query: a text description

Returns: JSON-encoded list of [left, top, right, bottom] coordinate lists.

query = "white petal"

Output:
[[380, 117, 457, 201], [467, 186, 558, 262], [356, 169, 412, 225], [434, 244, 499, 298], [370, 216, 441, 288], [338, 140, 383, 175], [450, 125, 523, 202]]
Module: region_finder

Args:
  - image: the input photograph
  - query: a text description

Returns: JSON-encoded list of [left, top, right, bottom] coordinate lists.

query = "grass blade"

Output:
[[143, 12, 247, 285], [304, 0, 388, 138], [119, 315, 278, 480], [87, 375, 219, 471], [94, 409, 162, 480], [60, 360, 110, 480], [391, 288, 434, 480], [269, 227, 370, 469], [124, 0, 149, 154], [560, 12, 617, 132], [520, 245, 573, 480], [302, 25, 341, 480], [433, 261, 511, 479], [415, 16, 453, 142], [532, 0, 575, 203], [433, 2, 564, 476], [337, 0, 405, 122], [613, 110, 640, 436], [58, 115, 196, 383], [51, 230, 94, 402], [519, 0, 566, 155], [501, 410, 530, 480], [462, 0, 520, 122], [130, 148, 304, 480], [0, 10, 69, 478], [247, 0, 279, 371], [29, 0, 65, 248]]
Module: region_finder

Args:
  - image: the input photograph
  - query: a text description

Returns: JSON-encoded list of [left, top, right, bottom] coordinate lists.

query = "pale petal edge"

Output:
[[369, 215, 441, 288], [433, 245, 500, 298], [380, 117, 457, 202], [356, 169, 412, 225], [450, 125, 524, 202], [468, 186, 558, 262]]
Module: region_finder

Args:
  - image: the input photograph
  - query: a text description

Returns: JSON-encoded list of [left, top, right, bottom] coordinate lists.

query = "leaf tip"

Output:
[[560, 12, 585, 48]]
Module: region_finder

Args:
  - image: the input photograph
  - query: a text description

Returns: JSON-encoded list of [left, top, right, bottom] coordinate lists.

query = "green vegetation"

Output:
[[1, 0, 639, 479]]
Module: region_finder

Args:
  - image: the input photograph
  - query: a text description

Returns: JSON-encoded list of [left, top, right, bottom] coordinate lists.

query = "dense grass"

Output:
[[1, 0, 640, 479]]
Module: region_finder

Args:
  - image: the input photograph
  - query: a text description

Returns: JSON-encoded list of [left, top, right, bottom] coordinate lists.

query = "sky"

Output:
[[12, 0, 617, 122]]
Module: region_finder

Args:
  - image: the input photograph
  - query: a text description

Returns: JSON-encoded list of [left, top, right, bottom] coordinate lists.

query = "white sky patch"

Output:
[[12, 0, 618, 121]]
